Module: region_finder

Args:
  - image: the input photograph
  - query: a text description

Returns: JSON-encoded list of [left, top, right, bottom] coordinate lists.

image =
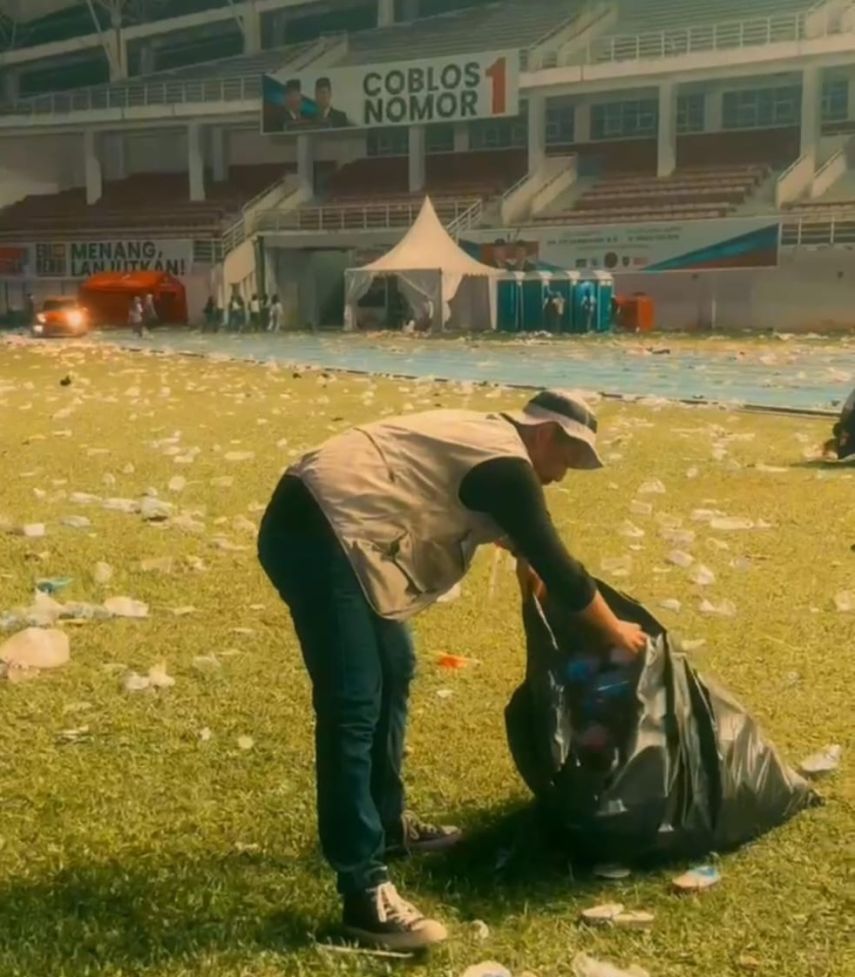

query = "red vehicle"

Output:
[[31, 296, 91, 338]]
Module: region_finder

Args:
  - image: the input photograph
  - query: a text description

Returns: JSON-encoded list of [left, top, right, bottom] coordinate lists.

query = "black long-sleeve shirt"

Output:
[[263, 458, 596, 612]]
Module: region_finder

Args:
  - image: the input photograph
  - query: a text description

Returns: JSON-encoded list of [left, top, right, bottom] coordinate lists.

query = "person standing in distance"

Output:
[[257, 389, 646, 952]]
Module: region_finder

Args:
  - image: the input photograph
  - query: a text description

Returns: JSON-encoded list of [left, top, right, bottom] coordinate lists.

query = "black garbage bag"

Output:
[[505, 579, 818, 864]]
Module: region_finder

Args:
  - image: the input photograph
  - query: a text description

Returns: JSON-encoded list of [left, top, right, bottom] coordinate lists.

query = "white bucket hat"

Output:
[[506, 388, 603, 470]]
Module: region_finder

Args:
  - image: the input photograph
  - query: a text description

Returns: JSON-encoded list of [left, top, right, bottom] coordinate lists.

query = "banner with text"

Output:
[[463, 219, 781, 273], [0, 240, 194, 280], [262, 50, 519, 134]]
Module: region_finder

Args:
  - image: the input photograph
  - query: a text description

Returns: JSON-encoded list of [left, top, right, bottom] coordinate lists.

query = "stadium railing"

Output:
[[0, 76, 259, 118], [253, 196, 478, 233], [446, 198, 485, 236], [580, 12, 809, 65], [781, 213, 855, 246]]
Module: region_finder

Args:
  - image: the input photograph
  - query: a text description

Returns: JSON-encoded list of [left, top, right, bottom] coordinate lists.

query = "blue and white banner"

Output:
[[463, 218, 780, 273]]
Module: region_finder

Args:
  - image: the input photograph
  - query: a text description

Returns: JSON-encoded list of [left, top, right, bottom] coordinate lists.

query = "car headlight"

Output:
[[33, 323, 44, 334], [67, 310, 84, 328], [36, 313, 46, 324]]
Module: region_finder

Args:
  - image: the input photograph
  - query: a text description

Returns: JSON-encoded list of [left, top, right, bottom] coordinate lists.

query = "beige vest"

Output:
[[290, 410, 532, 620]]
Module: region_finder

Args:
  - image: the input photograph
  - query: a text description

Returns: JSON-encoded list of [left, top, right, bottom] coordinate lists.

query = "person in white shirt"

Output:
[[128, 296, 144, 337], [268, 294, 284, 333]]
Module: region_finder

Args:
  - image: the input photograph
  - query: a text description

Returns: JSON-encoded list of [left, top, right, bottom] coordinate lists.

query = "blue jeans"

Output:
[[258, 519, 415, 895]]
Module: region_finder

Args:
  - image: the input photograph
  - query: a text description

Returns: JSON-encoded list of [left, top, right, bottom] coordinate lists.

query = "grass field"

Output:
[[0, 337, 853, 977]]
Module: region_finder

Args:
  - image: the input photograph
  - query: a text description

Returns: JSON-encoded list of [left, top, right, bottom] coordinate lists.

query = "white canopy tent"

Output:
[[344, 197, 501, 332]]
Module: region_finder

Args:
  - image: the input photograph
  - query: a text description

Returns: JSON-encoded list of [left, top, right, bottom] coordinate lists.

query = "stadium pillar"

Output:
[[243, 2, 262, 54], [409, 125, 426, 193], [139, 43, 157, 76], [297, 133, 314, 194], [1, 71, 19, 103], [574, 101, 590, 144], [83, 130, 102, 205], [210, 127, 228, 184], [706, 88, 723, 132], [188, 123, 206, 202], [800, 65, 821, 165], [657, 82, 677, 178], [271, 12, 288, 46], [527, 94, 546, 174], [105, 132, 127, 182], [453, 123, 469, 153], [377, 0, 395, 27]]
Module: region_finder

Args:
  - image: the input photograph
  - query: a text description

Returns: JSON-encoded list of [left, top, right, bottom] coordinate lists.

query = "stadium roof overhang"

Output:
[[0, 1, 85, 22]]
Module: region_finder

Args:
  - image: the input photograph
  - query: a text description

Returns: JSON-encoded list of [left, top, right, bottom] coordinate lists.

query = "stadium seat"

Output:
[[0, 163, 295, 240]]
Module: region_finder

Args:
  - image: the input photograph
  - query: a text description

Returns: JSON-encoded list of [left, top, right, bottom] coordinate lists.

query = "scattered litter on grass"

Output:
[[192, 654, 221, 671], [103, 497, 139, 514], [618, 522, 645, 540], [103, 596, 149, 618], [699, 598, 736, 617], [601, 556, 632, 578], [0, 627, 70, 679], [798, 744, 842, 779], [659, 599, 682, 613], [572, 952, 649, 977], [471, 920, 490, 941], [593, 863, 631, 880], [580, 903, 624, 926], [709, 516, 757, 531], [199, 727, 213, 742], [36, 577, 71, 595], [168, 475, 187, 492], [672, 865, 721, 893], [11, 523, 46, 538], [833, 591, 855, 612], [689, 565, 716, 586], [460, 963, 512, 977], [436, 688, 454, 699], [316, 942, 413, 961], [93, 561, 113, 584], [437, 654, 479, 669], [122, 661, 174, 693], [614, 910, 654, 929], [237, 735, 255, 750], [666, 550, 694, 568], [140, 497, 173, 521], [681, 639, 708, 652], [56, 725, 90, 744], [60, 515, 91, 530], [638, 479, 666, 495]]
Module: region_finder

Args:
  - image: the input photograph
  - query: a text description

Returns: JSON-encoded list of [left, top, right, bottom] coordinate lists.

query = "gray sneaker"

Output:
[[342, 882, 448, 951], [385, 812, 463, 857]]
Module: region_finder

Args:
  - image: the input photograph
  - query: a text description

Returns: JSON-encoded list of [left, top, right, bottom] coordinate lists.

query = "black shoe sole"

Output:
[[386, 832, 464, 858]]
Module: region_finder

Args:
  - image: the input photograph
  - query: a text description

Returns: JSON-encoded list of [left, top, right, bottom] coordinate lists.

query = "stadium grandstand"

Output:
[[1, 0, 855, 331]]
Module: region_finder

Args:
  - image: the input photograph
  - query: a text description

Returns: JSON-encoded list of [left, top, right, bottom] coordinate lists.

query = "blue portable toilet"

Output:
[[497, 275, 521, 333], [579, 270, 615, 333], [543, 270, 579, 334], [521, 271, 551, 332], [573, 278, 596, 334]]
